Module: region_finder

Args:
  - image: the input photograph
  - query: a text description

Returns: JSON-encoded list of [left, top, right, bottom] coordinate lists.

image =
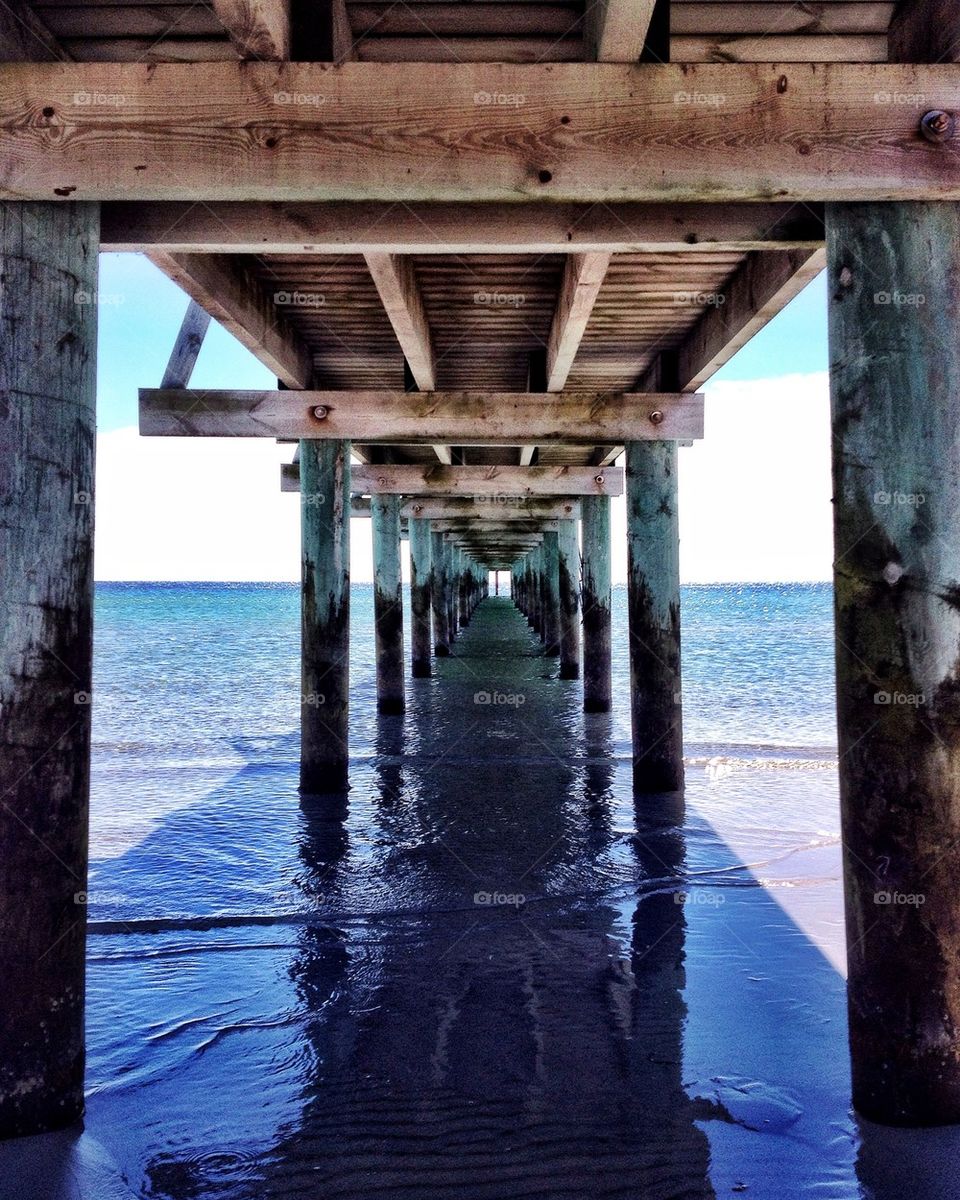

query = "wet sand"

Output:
[[3, 597, 960, 1198]]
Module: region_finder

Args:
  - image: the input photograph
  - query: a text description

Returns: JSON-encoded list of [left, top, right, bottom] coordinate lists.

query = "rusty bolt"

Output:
[[312, 405, 329, 420], [377, 476, 388, 487], [649, 410, 665, 425], [920, 110, 955, 144]]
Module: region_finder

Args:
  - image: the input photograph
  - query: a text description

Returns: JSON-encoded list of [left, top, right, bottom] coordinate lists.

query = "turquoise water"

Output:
[[20, 584, 945, 1200]]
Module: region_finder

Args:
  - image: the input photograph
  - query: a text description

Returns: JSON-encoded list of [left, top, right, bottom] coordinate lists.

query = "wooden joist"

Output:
[[890, 0, 960, 62], [7, 64, 960, 202], [101, 201, 826, 254], [672, 247, 826, 390], [210, 0, 289, 59], [363, 253, 435, 389], [160, 299, 211, 389], [0, 0, 71, 62], [147, 251, 313, 388], [587, 0, 657, 62], [546, 252, 611, 392], [434, 519, 562, 532], [140, 388, 703, 442]]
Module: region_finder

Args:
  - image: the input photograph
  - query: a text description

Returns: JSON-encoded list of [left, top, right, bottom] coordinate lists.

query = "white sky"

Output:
[[94, 372, 833, 584]]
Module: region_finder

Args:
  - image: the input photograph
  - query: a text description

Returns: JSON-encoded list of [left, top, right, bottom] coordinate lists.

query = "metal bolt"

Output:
[[377, 476, 387, 487], [649, 410, 665, 425], [312, 405, 329, 420], [920, 110, 954, 144], [595, 474, 605, 485]]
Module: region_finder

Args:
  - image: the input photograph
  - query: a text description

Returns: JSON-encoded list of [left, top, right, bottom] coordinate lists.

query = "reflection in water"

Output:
[[251, 600, 713, 1198]]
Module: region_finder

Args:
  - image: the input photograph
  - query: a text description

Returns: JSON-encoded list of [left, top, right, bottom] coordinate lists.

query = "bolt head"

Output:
[[649, 409, 665, 425], [920, 110, 954, 143], [312, 405, 329, 420]]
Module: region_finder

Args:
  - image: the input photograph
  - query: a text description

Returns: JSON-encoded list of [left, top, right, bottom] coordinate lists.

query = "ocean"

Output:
[[4, 582, 955, 1199]]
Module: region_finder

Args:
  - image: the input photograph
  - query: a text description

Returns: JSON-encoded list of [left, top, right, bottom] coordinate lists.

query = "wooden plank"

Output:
[[42, 8, 225, 37], [890, 0, 960, 63], [357, 36, 583, 61], [210, 0, 289, 59], [673, 246, 826, 389], [160, 298, 211, 388], [672, 4, 895, 36], [347, 465, 619, 497], [147, 251, 313, 388], [101, 201, 826, 253], [350, 4, 582, 36], [141, 388, 704, 442], [7, 64, 960, 202], [434, 519, 562, 532], [58, 37, 238, 61], [672, 35, 888, 61], [364, 253, 435, 389], [546, 251, 611, 391], [587, 0, 657, 61], [331, 0, 357, 61], [401, 498, 581, 519]]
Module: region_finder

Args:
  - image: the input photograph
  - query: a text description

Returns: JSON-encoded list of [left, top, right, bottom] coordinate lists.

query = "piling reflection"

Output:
[[253, 599, 713, 1198]]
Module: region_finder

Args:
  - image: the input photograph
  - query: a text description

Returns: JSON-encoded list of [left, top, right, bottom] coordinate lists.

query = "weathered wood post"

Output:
[[371, 494, 405, 713], [625, 441, 683, 791], [828, 201, 960, 1126], [408, 517, 432, 678], [300, 439, 351, 792], [531, 546, 543, 636], [458, 552, 469, 626], [542, 530, 561, 655], [0, 202, 99, 1137], [430, 529, 450, 656], [558, 517, 581, 680], [446, 542, 459, 643], [581, 495, 612, 712]]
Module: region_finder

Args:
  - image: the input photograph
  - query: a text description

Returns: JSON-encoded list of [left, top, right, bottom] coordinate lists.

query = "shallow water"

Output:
[[4, 585, 960, 1198]]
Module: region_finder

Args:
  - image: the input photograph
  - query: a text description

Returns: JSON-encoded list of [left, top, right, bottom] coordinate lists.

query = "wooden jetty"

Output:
[[1, 0, 960, 1135]]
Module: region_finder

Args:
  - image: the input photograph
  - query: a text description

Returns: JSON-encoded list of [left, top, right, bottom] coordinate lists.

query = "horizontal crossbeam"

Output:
[[141, 389, 702, 443], [4, 64, 960, 202], [402, 498, 581, 520]]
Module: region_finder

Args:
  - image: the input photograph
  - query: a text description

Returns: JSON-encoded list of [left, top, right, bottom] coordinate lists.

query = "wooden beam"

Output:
[[160, 299, 211, 389], [349, 464, 622, 497], [210, 0, 289, 60], [402, 498, 581, 520], [890, 0, 960, 63], [364, 253, 435, 390], [148, 252, 313, 388], [546, 251, 611, 391], [141, 389, 703, 442], [672, 247, 826, 390], [101, 201, 826, 254], [587, 0, 657, 62], [9, 64, 960, 202]]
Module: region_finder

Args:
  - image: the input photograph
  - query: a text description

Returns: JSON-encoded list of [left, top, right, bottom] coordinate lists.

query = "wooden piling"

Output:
[[828, 201, 960, 1126], [581, 495, 612, 712], [447, 543, 459, 643], [408, 517, 432, 678], [558, 517, 581, 680], [300, 438, 350, 792], [625, 441, 684, 791], [542, 531, 561, 656], [430, 529, 450, 655], [371, 494, 405, 713], [0, 202, 98, 1136]]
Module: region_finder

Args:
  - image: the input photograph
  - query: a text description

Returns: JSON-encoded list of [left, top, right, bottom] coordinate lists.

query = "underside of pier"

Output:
[[3, 0, 960, 1152]]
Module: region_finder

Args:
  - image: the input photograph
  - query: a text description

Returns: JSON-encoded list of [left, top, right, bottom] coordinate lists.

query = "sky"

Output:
[[93, 254, 832, 584]]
